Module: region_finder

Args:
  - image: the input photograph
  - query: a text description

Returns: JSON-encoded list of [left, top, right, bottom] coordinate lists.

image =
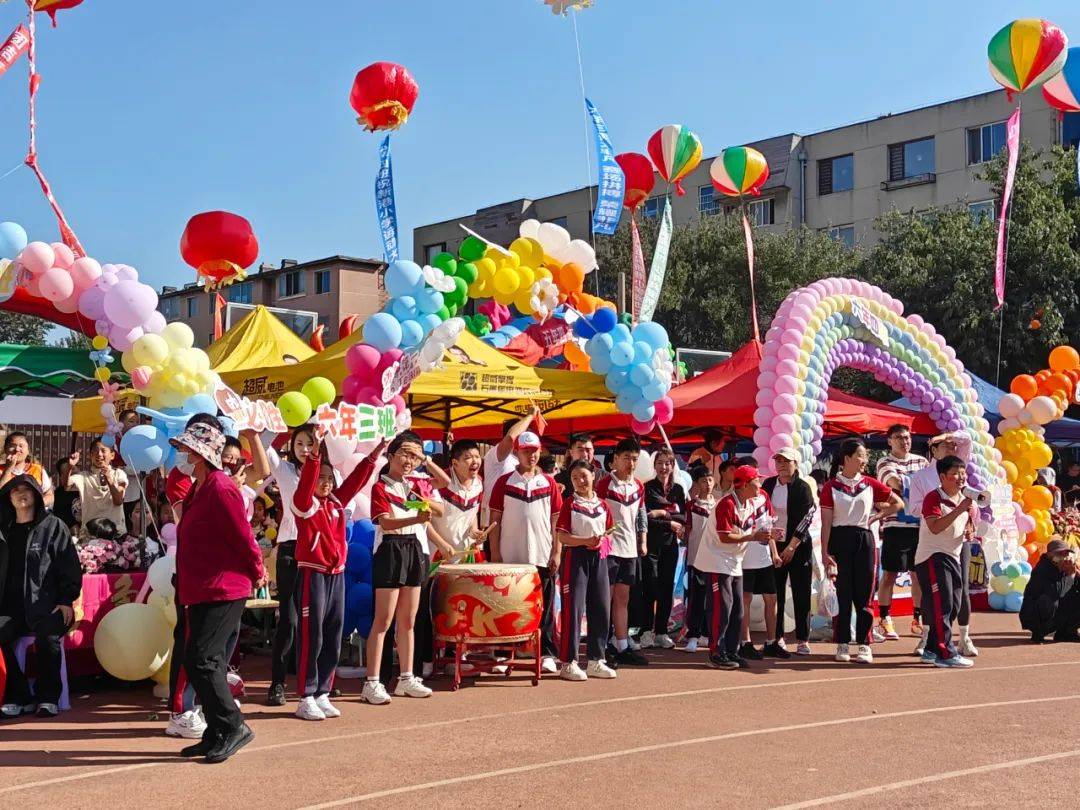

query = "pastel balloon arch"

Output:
[[752, 278, 1005, 492]]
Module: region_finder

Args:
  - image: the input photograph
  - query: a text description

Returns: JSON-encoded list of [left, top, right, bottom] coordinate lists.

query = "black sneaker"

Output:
[[729, 653, 751, 669], [35, 703, 59, 718], [738, 642, 763, 660], [180, 734, 218, 758], [614, 647, 649, 666], [329, 687, 343, 698], [266, 683, 286, 706], [763, 641, 791, 659], [204, 723, 254, 764], [708, 653, 738, 670]]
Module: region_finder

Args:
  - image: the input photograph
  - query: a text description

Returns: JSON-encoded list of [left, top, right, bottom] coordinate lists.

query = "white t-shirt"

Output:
[[686, 495, 716, 569], [482, 445, 518, 521], [122, 463, 142, 504], [916, 489, 976, 565], [70, 468, 129, 535], [595, 473, 645, 559], [431, 473, 483, 552], [905, 464, 943, 520], [488, 470, 563, 567], [369, 474, 442, 555], [820, 474, 893, 528], [695, 492, 773, 576], [771, 482, 789, 539], [875, 453, 928, 528]]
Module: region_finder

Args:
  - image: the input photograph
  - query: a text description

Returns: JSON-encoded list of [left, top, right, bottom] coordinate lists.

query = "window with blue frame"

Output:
[[967, 122, 1007, 165], [1064, 112, 1080, 150], [186, 297, 197, 317], [698, 185, 719, 215], [315, 269, 331, 295], [225, 281, 252, 304], [278, 271, 304, 298], [643, 196, 664, 219]]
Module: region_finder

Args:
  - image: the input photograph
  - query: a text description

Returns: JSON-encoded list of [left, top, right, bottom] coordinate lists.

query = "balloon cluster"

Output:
[[277, 376, 338, 429], [988, 559, 1031, 612], [122, 323, 219, 409], [364, 259, 466, 353], [343, 520, 376, 639]]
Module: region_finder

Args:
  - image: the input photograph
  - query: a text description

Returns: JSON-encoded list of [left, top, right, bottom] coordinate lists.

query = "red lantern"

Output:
[[349, 62, 419, 132], [180, 211, 259, 291], [615, 152, 656, 211]]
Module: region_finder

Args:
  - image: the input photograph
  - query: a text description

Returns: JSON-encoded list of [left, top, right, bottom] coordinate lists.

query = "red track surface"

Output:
[[2, 611, 1079, 809]]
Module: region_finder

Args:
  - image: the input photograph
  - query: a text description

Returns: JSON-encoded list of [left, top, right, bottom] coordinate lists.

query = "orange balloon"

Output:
[[1010, 374, 1039, 400], [1035, 369, 1051, 382], [1030, 319, 1042, 330], [1049, 345, 1080, 372], [560, 262, 585, 294], [563, 341, 589, 369], [570, 291, 598, 314], [1040, 372, 1072, 397], [596, 300, 617, 313]]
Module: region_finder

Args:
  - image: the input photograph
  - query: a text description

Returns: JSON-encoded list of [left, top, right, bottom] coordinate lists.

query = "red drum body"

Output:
[[432, 564, 542, 644]]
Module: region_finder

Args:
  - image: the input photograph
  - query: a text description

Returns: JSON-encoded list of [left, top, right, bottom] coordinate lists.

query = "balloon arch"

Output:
[[752, 278, 1005, 492]]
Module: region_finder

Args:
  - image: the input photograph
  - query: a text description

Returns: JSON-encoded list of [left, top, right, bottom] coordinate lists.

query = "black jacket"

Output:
[[645, 478, 686, 551], [0, 474, 81, 626], [1020, 556, 1077, 631], [762, 474, 816, 567]]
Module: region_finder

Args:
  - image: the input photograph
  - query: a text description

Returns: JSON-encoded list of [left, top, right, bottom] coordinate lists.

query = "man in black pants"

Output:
[[641, 449, 686, 649], [268, 539, 298, 702], [1020, 539, 1080, 643]]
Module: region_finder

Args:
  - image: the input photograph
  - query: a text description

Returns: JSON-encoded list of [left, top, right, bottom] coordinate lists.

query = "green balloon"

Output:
[[448, 276, 468, 306], [432, 252, 457, 275], [277, 391, 312, 428], [437, 306, 451, 321], [459, 236, 486, 262], [301, 376, 336, 409], [457, 262, 478, 285]]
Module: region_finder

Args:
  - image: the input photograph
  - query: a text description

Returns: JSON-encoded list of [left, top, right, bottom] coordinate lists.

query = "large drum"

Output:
[[432, 563, 542, 644]]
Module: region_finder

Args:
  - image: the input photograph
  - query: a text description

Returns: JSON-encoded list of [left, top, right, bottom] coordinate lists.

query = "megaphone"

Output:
[[962, 486, 992, 509]]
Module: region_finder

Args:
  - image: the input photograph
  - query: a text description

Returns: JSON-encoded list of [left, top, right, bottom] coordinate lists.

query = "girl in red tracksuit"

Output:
[[290, 437, 383, 721]]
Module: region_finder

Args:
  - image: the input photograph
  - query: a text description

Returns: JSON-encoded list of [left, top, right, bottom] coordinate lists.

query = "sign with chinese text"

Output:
[[215, 383, 289, 433], [314, 402, 410, 442]]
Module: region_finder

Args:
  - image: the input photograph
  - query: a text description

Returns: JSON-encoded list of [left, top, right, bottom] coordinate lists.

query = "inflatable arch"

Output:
[[752, 278, 1005, 492]]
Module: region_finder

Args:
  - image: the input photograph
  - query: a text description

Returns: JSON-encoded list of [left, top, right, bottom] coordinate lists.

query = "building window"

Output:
[[424, 243, 446, 264], [278, 271, 304, 299], [748, 198, 774, 227], [160, 298, 179, 319], [698, 185, 719, 216], [826, 225, 855, 249], [547, 216, 568, 228], [888, 137, 935, 181], [969, 200, 997, 223], [818, 154, 853, 195], [1063, 112, 1080, 150], [315, 269, 331, 295], [225, 281, 252, 304], [186, 297, 198, 317], [643, 197, 664, 219], [967, 122, 1007, 165]]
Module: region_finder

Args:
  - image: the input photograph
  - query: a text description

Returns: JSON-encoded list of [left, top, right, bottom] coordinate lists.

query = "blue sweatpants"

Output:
[[294, 570, 345, 698]]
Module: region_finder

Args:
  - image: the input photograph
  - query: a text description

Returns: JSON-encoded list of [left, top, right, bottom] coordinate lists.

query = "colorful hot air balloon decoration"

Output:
[[615, 152, 656, 211], [544, 0, 593, 14], [180, 211, 259, 291], [33, 0, 85, 26], [349, 62, 419, 132], [1042, 47, 1080, 115], [647, 125, 702, 197], [988, 19, 1068, 100], [709, 147, 771, 198]]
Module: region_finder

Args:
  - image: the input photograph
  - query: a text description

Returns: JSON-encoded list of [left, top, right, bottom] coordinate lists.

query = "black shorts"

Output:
[[881, 526, 919, 573], [607, 555, 639, 586], [372, 535, 429, 589], [742, 566, 777, 595]]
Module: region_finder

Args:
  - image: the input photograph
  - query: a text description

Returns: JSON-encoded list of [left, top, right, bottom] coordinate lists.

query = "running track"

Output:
[[1, 612, 1077, 808]]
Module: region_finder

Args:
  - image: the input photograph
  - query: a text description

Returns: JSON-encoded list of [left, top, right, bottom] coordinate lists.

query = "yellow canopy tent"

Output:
[[72, 306, 316, 433]]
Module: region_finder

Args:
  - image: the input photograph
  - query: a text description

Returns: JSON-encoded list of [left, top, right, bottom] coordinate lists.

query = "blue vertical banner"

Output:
[[375, 134, 400, 263], [585, 97, 624, 236]]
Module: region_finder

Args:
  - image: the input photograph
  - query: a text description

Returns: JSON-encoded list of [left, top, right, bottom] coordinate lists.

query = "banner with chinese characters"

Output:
[[585, 98, 624, 236], [314, 402, 410, 442], [375, 134, 400, 263], [215, 383, 289, 433], [848, 299, 889, 346], [638, 197, 672, 322], [381, 350, 421, 402], [0, 24, 29, 82]]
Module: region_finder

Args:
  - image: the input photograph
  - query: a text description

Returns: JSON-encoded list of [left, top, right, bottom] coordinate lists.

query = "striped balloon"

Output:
[[647, 125, 702, 197], [1043, 47, 1080, 114], [710, 147, 770, 198], [988, 19, 1067, 96]]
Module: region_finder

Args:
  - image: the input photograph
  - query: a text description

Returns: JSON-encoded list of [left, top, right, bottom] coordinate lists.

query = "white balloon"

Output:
[[536, 222, 572, 255], [519, 219, 541, 240], [997, 393, 1025, 419], [146, 555, 176, 601], [554, 238, 598, 273]]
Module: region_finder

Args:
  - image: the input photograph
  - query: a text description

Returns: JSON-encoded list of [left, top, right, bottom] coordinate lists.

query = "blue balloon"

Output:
[[629, 363, 656, 388], [586, 332, 614, 358], [350, 518, 376, 549], [363, 312, 404, 352], [632, 320, 668, 351], [182, 393, 218, 417], [119, 424, 169, 473], [633, 340, 654, 364], [385, 260, 424, 298], [0, 222, 27, 260], [345, 542, 373, 580], [590, 353, 612, 375], [591, 308, 617, 334], [605, 370, 629, 395], [615, 391, 638, 413], [632, 401, 656, 422], [610, 343, 635, 367], [1004, 591, 1023, 612], [415, 287, 444, 315], [990, 562, 1003, 578], [101, 433, 116, 449], [346, 581, 374, 621], [573, 316, 597, 340], [420, 313, 442, 334], [399, 319, 424, 349], [1019, 561, 1032, 575], [642, 380, 665, 401], [390, 295, 418, 321], [988, 592, 1006, 610], [611, 323, 632, 344]]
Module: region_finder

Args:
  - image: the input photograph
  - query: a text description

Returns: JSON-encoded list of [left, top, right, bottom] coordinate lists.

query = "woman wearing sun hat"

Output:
[[171, 416, 265, 764]]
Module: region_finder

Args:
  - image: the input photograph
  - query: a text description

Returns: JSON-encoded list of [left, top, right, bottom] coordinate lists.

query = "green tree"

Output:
[[0, 312, 49, 345], [53, 330, 92, 350]]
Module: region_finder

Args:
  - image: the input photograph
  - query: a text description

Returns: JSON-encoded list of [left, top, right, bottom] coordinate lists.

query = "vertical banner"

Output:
[[585, 98, 624, 236], [0, 24, 29, 80], [742, 209, 760, 342], [213, 293, 226, 340], [630, 216, 646, 319], [638, 197, 673, 322], [375, 134, 400, 264], [994, 107, 1021, 310]]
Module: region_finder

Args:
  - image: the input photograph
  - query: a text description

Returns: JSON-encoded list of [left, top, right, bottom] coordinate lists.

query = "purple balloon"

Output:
[[143, 311, 167, 335], [77, 286, 107, 320], [104, 280, 158, 330], [114, 264, 139, 281]]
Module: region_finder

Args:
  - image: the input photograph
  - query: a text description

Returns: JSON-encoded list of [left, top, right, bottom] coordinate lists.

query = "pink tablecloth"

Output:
[[68, 572, 147, 650]]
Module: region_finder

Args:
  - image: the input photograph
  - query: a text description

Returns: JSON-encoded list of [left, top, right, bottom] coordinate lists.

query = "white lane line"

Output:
[[770, 749, 1080, 808], [4, 658, 1078, 795], [296, 694, 1080, 808]]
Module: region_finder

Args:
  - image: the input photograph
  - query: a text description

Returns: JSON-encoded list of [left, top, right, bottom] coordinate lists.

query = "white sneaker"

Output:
[[871, 628, 885, 643], [1, 703, 23, 718], [682, 637, 699, 653], [855, 644, 873, 664], [627, 636, 643, 651], [655, 633, 676, 649], [586, 660, 617, 679], [639, 630, 657, 648], [541, 656, 559, 674], [35, 703, 59, 718], [914, 628, 929, 656], [835, 643, 851, 662], [776, 638, 788, 651], [361, 679, 392, 705], [394, 675, 432, 698], [560, 661, 588, 682], [296, 695, 326, 721], [959, 634, 979, 657], [934, 654, 974, 669], [795, 642, 812, 656], [315, 694, 341, 718], [421, 661, 434, 678], [696, 636, 709, 646], [165, 709, 207, 739]]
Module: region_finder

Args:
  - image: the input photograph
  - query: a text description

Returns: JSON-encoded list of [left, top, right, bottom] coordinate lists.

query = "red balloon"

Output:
[[34, 0, 84, 26], [180, 211, 259, 287], [350, 62, 419, 132], [615, 153, 656, 211]]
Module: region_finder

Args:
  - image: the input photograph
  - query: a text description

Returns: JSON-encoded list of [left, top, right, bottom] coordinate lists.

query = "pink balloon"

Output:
[[776, 359, 799, 378], [50, 243, 76, 270], [354, 386, 383, 407], [773, 393, 798, 415], [753, 427, 772, 447], [752, 446, 772, 468], [346, 343, 383, 377], [769, 433, 792, 454], [758, 370, 778, 390], [342, 375, 366, 404], [104, 280, 158, 329], [630, 417, 656, 435], [95, 272, 119, 291], [55, 291, 80, 314], [114, 264, 139, 281], [775, 375, 799, 395], [69, 257, 102, 289], [19, 242, 54, 275], [376, 348, 404, 374], [78, 286, 107, 320], [390, 394, 407, 415], [753, 406, 773, 426], [761, 355, 778, 373], [38, 267, 74, 302], [771, 413, 797, 435], [143, 311, 167, 334], [777, 343, 800, 364], [653, 395, 674, 423], [109, 324, 144, 353], [131, 366, 152, 388]]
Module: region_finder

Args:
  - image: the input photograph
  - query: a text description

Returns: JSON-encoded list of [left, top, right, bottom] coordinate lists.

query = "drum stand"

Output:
[[433, 629, 542, 691]]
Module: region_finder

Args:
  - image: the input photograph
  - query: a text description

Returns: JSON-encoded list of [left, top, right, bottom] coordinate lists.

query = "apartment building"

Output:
[[158, 255, 385, 349], [414, 88, 1076, 259]]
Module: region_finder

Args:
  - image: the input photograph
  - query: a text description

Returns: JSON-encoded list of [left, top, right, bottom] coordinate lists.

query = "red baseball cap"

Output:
[[732, 465, 762, 487], [515, 431, 542, 451]]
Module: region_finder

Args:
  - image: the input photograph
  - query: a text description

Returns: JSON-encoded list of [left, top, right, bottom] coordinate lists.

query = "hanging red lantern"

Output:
[[349, 62, 419, 132], [615, 152, 656, 211], [180, 211, 259, 291]]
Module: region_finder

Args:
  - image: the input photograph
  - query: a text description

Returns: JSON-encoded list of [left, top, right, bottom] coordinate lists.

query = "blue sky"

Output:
[[1, 0, 1079, 296]]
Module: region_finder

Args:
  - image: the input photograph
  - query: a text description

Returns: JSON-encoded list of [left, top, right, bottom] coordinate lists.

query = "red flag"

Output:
[[630, 216, 646, 320], [213, 293, 226, 340], [0, 25, 29, 80], [533, 406, 548, 437]]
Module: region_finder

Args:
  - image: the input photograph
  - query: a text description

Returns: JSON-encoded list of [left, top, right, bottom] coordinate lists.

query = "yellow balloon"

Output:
[[94, 367, 111, 383], [93, 603, 172, 681], [1030, 441, 1053, 469], [474, 257, 497, 279], [1002, 460, 1018, 484], [132, 334, 170, 368], [492, 267, 520, 296], [513, 289, 535, 314], [120, 349, 139, 374], [534, 266, 553, 283], [517, 265, 536, 289], [150, 648, 173, 686], [170, 349, 197, 377], [160, 321, 195, 350], [91, 335, 109, 351]]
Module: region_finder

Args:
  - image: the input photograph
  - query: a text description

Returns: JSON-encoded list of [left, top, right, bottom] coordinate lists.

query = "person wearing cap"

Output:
[[874, 424, 929, 641], [906, 432, 979, 658], [682, 464, 717, 652], [171, 416, 265, 763], [915, 454, 979, 668], [1036, 468, 1063, 512], [821, 439, 902, 665], [1020, 539, 1080, 643], [696, 465, 777, 670], [762, 448, 817, 656], [481, 406, 541, 525], [489, 430, 564, 673]]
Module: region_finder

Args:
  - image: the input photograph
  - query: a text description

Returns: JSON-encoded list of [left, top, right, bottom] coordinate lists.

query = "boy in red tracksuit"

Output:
[[290, 437, 383, 721]]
